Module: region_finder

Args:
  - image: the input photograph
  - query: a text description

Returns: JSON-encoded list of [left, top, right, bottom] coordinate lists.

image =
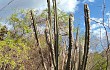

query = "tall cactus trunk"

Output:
[[81, 4, 90, 70], [72, 26, 79, 70], [66, 14, 74, 70], [29, 10, 47, 70], [52, 0, 56, 62], [45, 19, 55, 70], [62, 41, 68, 70], [53, 0, 59, 70], [78, 44, 82, 70], [47, 0, 56, 70], [75, 26, 79, 70]]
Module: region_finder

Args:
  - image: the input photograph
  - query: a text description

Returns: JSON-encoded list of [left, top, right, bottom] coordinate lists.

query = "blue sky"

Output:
[[0, 0, 110, 52]]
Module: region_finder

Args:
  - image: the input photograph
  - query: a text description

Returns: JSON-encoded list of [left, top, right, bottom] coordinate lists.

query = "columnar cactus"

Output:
[[81, 4, 90, 70], [66, 14, 74, 70], [30, 10, 47, 70]]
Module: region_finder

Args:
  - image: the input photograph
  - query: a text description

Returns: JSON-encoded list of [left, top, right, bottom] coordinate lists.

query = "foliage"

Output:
[[0, 10, 32, 69], [93, 53, 106, 70]]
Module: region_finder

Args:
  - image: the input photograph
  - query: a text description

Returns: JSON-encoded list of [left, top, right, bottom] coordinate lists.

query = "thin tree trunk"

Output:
[[102, 0, 109, 70], [81, 4, 90, 70]]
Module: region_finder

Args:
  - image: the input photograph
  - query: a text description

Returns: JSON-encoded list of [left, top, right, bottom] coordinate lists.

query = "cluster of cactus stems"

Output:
[[47, 0, 56, 70], [29, 1, 90, 70]]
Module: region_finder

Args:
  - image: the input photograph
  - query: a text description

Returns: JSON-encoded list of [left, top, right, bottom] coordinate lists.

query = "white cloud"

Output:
[[90, 18, 103, 30], [0, 0, 79, 18], [107, 18, 110, 27], [92, 28, 106, 38], [106, 12, 110, 27], [90, 17, 109, 38], [58, 0, 79, 12], [91, 18, 103, 23], [83, 0, 95, 3], [90, 18, 104, 38], [91, 24, 98, 29], [106, 12, 110, 16], [88, 0, 95, 2]]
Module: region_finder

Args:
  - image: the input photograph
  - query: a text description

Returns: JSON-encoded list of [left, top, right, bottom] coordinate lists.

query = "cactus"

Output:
[[81, 4, 90, 70], [54, 0, 59, 70], [45, 19, 56, 70], [66, 14, 74, 70], [29, 10, 47, 70], [75, 26, 79, 70], [71, 26, 79, 70], [62, 41, 68, 70], [47, 0, 56, 69], [78, 45, 82, 70]]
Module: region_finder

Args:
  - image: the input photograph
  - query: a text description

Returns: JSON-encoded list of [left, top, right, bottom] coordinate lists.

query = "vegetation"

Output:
[[0, 0, 110, 70]]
